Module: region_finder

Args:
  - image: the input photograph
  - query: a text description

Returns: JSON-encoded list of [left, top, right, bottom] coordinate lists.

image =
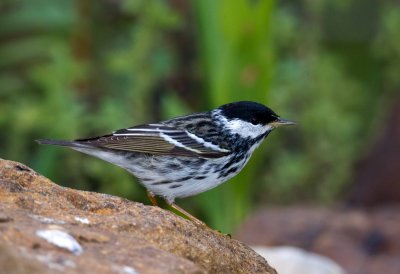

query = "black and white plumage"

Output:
[[37, 101, 294, 223]]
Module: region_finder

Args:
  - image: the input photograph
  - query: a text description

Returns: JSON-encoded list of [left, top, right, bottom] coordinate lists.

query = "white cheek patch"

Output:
[[223, 118, 272, 138]]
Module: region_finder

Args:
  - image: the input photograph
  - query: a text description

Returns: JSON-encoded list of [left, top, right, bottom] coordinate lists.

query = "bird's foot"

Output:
[[146, 191, 159, 206]]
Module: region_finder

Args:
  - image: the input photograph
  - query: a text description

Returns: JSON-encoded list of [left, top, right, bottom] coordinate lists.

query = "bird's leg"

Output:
[[147, 191, 158, 206], [166, 200, 207, 227], [148, 193, 210, 228], [168, 202, 231, 237], [148, 192, 205, 226]]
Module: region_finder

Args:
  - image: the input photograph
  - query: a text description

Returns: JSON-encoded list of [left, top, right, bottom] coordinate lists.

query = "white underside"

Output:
[[72, 140, 264, 203], [145, 155, 235, 201]]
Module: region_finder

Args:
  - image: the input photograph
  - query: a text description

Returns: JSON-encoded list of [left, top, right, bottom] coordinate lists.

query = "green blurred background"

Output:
[[1, 0, 399, 232]]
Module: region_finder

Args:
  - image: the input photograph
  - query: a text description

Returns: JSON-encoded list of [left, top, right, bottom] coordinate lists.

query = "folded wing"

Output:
[[76, 124, 230, 159]]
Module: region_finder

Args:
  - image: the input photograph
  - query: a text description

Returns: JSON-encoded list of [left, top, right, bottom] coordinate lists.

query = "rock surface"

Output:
[[252, 246, 346, 274], [237, 206, 400, 274], [0, 158, 276, 274]]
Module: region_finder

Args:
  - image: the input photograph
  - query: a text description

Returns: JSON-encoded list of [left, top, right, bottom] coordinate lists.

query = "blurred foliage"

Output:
[[193, 0, 275, 230], [0, 0, 181, 202], [1, 0, 399, 232], [262, 0, 398, 204]]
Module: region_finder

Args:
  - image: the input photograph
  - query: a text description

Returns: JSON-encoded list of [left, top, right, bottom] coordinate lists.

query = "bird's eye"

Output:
[[250, 118, 258, 125]]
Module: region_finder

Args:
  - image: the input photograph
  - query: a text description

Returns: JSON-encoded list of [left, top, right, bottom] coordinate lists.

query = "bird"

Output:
[[37, 101, 294, 225]]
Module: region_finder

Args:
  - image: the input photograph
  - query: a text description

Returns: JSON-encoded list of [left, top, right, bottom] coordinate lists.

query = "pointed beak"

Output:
[[270, 117, 296, 128]]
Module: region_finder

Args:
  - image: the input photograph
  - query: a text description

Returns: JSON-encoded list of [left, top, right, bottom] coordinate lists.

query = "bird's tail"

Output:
[[37, 138, 127, 169], [36, 139, 83, 148]]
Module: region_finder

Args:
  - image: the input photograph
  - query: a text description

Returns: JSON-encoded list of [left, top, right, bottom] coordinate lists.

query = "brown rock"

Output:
[[0, 159, 276, 274], [236, 206, 400, 274]]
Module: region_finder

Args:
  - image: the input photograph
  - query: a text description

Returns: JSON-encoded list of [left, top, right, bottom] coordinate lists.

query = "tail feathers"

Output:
[[36, 139, 83, 148]]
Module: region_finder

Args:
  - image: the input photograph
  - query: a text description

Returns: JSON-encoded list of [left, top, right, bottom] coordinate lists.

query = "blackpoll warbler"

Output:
[[38, 101, 294, 225]]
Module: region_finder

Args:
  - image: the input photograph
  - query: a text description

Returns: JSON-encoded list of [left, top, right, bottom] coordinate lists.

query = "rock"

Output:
[[237, 206, 400, 274], [252, 246, 346, 274], [0, 158, 276, 274], [0, 243, 46, 274]]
